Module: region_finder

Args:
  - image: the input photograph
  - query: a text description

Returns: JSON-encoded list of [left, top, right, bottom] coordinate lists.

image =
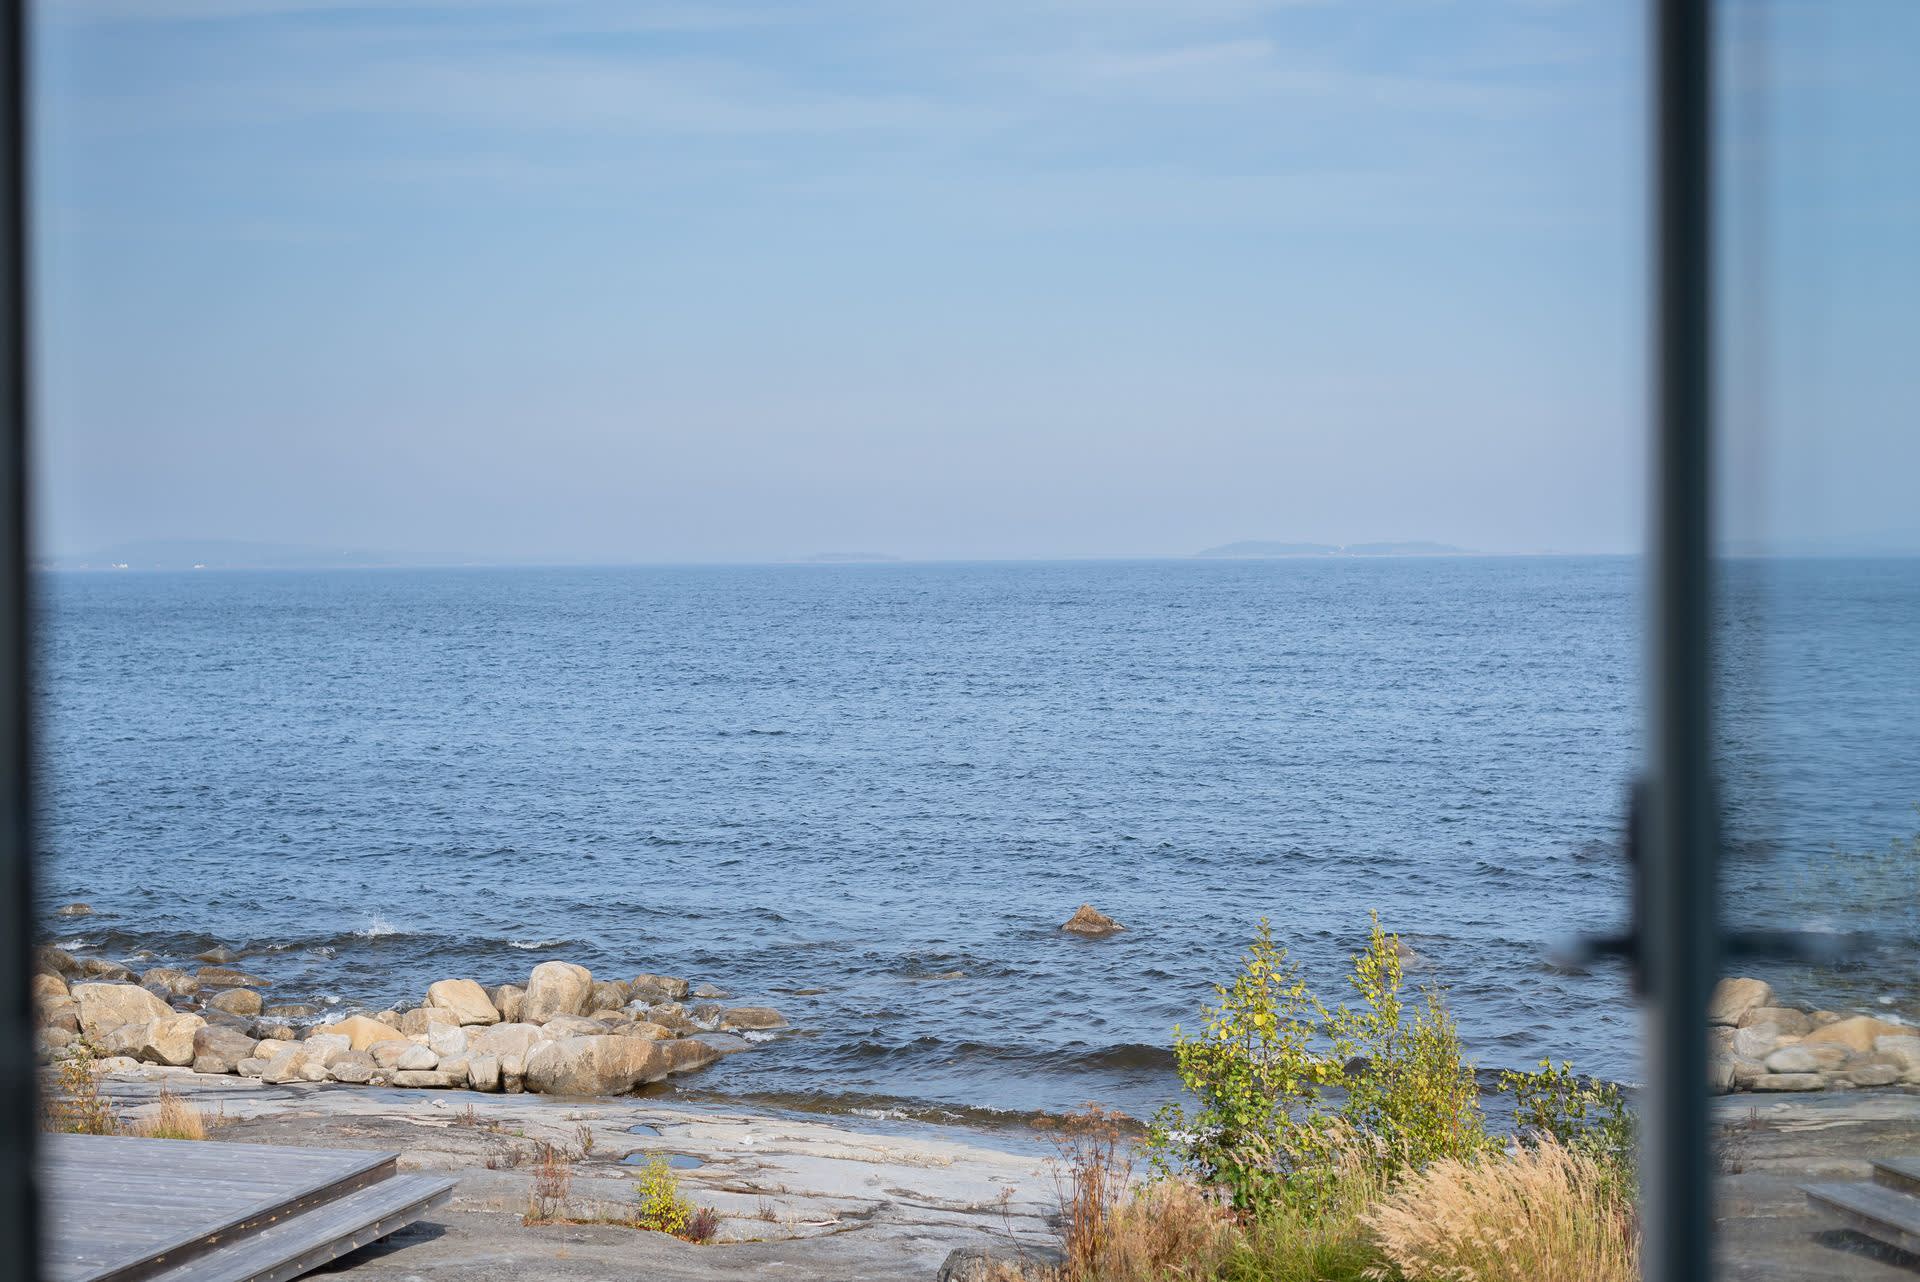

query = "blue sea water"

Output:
[[33, 557, 1920, 1127]]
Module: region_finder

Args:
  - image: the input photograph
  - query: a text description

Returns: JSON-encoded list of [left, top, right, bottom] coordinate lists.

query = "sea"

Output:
[[32, 556, 1920, 1131]]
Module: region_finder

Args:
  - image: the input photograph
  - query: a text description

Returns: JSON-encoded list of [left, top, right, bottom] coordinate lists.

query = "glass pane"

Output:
[[1715, 1, 1920, 1275]]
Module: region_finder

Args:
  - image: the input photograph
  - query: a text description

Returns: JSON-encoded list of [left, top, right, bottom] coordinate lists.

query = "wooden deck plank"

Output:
[[39, 1135, 402, 1282], [1875, 1157, 1920, 1196], [141, 1174, 456, 1282], [1804, 1181, 1920, 1257]]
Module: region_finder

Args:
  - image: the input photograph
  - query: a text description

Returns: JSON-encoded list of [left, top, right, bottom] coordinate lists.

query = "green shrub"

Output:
[[633, 1157, 694, 1236], [1148, 919, 1335, 1213], [1325, 914, 1488, 1177], [1149, 914, 1487, 1216], [1498, 1058, 1636, 1193]]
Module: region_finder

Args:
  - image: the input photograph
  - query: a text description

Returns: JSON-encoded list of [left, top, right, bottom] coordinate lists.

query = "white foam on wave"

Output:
[[355, 916, 406, 939], [508, 938, 567, 950]]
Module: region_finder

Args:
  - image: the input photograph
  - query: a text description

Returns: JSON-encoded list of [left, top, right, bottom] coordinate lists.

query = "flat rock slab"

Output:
[[85, 1069, 1057, 1282], [1718, 1089, 1920, 1280]]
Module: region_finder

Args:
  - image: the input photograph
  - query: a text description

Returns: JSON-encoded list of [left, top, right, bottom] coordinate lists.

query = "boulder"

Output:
[[1765, 1045, 1848, 1074], [1802, 1016, 1906, 1055], [79, 957, 135, 982], [540, 1015, 606, 1039], [260, 1048, 310, 1084], [618, 1022, 673, 1041], [192, 1024, 259, 1074], [589, 980, 631, 1012], [488, 985, 525, 1023], [39, 999, 79, 1034], [316, 1015, 408, 1052], [256, 1022, 298, 1041], [395, 1044, 438, 1071], [689, 1003, 725, 1027], [132, 1013, 205, 1066], [467, 1022, 546, 1064], [264, 1003, 319, 1020], [939, 1246, 1062, 1282], [720, 1007, 786, 1032], [209, 988, 263, 1017], [436, 1054, 471, 1083], [643, 1003, 695, 1033], [329, 1051, 376, 1084], [302, 1032, 354, 1067], [632, 974, 691, 1002], [426, 1022, 469, 1058], [391, 1070, 461, 1089], [1707, 977, 1772, 1027], [196, 945, 240, 964], [235, 1057, 266, 1077], [138, 967, 197, 998], [661, 1039, 722, 1075], [468, 1053, 501, 1092], [523, 962, 593, 1024], [1844, 1065, 1901, 1088], [34, 945, 79, 976], [1751, 1072, 1825, 1092], [201, 1009, 258, 1035], [1731, 1024, 1782, 1061], [589, 1008, 633, 1024], [1737, 1006, 1814, 1037], [195, 966, 268, 990], [524, 1035, 670, 1096], [55, 902, 91, 916], [1061, 904, 1125, 937], [374, 1009, 401, 1026], [96, 1055, 140, 1073], [30, 972, 68, 1003], [73, 982, 172, 1038], [253, 1038, 295, 1060], [40, 1027, 75, 1055], [399, 1006, 462, 1037], [370, 1041, 417, 1071], [298, 1058, 330, 1083], [1873, 1035, 1920, 1072], [689, 982, 728, 1000], [426, 979, 500, 1026]]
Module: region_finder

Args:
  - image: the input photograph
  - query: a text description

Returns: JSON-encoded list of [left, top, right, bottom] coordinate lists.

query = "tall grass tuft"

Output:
[[1362, 1136, 1639, 1282], [129, 1086, 209, 1140]]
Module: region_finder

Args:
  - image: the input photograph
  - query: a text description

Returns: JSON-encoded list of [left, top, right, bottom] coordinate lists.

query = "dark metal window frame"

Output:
[[0, 1, 1722, 1278]]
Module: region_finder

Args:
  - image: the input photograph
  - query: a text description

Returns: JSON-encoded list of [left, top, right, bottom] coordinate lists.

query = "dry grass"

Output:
[[524, 1142, 573, 1225], [128, 1086, 211, 1141], [1363, 1137, 1639, 1282], [1041, 1104, 1136, 1280]]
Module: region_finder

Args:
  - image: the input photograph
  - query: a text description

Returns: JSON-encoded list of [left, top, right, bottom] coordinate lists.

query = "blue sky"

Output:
[[26, 0, 1907, 563]]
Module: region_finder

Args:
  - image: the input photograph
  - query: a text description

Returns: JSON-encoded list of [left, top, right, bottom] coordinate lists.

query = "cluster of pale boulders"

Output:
[[1708, 976, 1920, 1094], [34, 947, 787, 1098]]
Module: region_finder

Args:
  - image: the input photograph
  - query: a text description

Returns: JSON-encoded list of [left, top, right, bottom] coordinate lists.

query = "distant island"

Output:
[[1195, 540, 1471, 559], [44, 539, 392, 572]]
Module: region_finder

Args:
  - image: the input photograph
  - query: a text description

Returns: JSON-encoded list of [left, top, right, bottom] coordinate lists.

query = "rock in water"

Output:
[[425, 978, 500, 1026], [54, 903, 91, 917], [1061, 904, 1125, 937], [196, 945, 240, 965], [524, 1034, 669, 1095], [523, 962, 593, 1024], [209, 988, 263, 1017]]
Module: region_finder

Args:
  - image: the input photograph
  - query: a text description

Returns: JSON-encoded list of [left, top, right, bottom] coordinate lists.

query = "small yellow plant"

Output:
[[633, 1157, 693, 1236], [1363, 1135, 1640, 1282]]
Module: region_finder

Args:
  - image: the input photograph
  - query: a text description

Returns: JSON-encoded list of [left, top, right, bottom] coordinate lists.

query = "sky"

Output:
[[24, 1, 1915, 564]]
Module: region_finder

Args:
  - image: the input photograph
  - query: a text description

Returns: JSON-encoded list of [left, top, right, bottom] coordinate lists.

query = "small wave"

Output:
[[508, 938, 569, 950], [355, 917, 407, 939]]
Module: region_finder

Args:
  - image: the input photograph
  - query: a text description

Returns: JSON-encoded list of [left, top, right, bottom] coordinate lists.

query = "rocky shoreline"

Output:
[[1709, 976, 1920, 1094], [33, 941, 789, 1098]]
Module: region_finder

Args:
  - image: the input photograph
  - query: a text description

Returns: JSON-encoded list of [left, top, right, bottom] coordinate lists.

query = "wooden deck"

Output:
[[40, 1134, 455, 1282]]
